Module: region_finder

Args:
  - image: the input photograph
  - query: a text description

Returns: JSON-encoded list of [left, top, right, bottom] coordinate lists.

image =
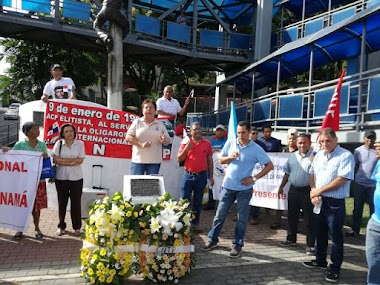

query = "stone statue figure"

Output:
[[93, 0, 128, 50]]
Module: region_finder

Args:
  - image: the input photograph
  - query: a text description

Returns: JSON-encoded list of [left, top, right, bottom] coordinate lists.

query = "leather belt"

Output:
[[185, 170, 207, 176], [291, 185, 311, 191]]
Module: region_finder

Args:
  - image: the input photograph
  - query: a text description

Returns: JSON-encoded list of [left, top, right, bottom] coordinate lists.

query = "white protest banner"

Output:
[[251, 153, 290, 210], [212, 151, 226, 200], [212, 152, 291, 210], [0, 151, 43, 232]]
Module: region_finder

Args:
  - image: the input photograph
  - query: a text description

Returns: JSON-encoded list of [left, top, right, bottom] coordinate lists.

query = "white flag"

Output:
[[189, 88, 194, 97]]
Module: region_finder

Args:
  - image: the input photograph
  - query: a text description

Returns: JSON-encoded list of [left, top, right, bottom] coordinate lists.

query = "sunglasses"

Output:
[[251, 132, 258, 135]]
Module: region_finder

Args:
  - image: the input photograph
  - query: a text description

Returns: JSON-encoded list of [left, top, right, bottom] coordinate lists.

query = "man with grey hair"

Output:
[[177, 122, 214, 231], [303, 128, 355, 283], [156, 85, 190, 123]]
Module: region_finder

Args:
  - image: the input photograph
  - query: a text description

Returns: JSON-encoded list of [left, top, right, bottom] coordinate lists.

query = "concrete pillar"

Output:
[[214, 72, 227, 111], [107, 23, 123, 110], [254, 0, 273, 61]]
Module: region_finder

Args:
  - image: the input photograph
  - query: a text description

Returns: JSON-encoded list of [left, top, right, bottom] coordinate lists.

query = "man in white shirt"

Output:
[[41, 64, 76, 103], [156, 85, 190, 122]]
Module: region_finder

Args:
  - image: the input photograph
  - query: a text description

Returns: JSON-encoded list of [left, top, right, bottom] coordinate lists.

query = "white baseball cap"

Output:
[[215, 124, 226, 131]]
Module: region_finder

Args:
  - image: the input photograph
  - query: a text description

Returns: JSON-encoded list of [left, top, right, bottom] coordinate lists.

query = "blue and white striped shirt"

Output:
[[284, 149, 312, 187], [310, 145, 355, 199]]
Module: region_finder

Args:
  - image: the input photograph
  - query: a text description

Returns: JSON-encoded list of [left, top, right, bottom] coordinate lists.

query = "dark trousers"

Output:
[[55, 179, 83, 230], [287, 185, 315, 247], [315, 197, 346, 271]]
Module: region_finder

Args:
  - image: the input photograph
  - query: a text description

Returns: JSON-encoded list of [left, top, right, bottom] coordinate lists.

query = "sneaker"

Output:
[[325, 269, 340, 283], [306, 247, 316, 255], [302, 260, 327, 269], [230, 245, 242, 258], [345, 229, 357, 237], [279, 240, 297, 247], [56, 228, 65, 236], [201, 241, 218, 251]]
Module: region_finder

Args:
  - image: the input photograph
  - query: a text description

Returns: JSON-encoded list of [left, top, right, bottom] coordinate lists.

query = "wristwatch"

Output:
[[252, 176, 257, 182]]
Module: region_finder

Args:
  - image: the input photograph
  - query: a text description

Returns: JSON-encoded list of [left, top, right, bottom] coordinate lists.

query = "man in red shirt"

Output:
[[178, 122, 214, 231]]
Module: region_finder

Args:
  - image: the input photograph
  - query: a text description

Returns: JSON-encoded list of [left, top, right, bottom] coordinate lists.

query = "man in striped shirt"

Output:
[[278, 133, 315, 255], [303, 128, 355, 283]]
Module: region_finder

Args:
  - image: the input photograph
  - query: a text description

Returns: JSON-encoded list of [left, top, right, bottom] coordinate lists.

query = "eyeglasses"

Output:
[[251, 132, 258, 135], [192, 128, 201, 131]]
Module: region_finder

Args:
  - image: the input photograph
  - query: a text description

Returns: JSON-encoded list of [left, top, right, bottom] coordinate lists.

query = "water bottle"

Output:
[[313, 196, 322, 214]]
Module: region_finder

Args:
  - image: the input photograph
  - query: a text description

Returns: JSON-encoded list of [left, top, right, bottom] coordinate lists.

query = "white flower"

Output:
[[163, 200, 177, 210], [182, 213, 192, 226], [89, 210, 115, 235], [159, 208, 183, 235], [107, 203, 125, 221], [174, 222, 183, 232], [150, 217, 161, 233]]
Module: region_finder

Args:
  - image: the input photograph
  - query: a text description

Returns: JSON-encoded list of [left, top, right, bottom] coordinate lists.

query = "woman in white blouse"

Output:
[[52, 124, 85, 236]]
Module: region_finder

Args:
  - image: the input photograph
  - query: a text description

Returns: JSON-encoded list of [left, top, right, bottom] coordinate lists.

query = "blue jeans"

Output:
[[352, 182, 375, 234], [130, 162, 160, 175], [315, 197, 346, 271], [208, 187, 253, 247], [180, 171, 207, 226], [366, 218, 380, 285]]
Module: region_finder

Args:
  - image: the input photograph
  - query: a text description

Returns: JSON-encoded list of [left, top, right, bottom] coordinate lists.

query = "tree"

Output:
[[0, 38, 106, 101]]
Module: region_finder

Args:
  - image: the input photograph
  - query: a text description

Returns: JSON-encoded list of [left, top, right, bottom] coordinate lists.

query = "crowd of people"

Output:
[[2, 63, 379, 284]]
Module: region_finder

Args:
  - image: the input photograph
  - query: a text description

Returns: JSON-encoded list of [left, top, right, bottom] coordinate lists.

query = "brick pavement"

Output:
[[0, 208, 367, 285]]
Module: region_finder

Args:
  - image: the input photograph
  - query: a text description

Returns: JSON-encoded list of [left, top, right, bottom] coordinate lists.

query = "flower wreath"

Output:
[[80, 192, 142, 284], [138, 193, 195, 283]]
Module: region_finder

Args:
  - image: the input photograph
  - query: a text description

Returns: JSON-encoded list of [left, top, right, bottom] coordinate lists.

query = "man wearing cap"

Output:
[[346, 130, 378, 237], [176, 9, 189, 26], [41, 64, 76, 103], [156, 85, 190, 123], [211, 124, 227, 150]]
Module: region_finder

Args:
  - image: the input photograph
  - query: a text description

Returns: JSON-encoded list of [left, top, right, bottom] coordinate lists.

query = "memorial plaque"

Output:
[[130, 178, 161, 197]]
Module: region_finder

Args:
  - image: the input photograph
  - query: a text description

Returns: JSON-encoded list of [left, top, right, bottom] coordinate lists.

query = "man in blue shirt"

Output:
[[303, 128, 355, 283], [211, 124, 227, 150], [278, 133, 315, 255], [366, 141, 380, 285], [258, 125, 282, 152], [202, 121, 273, 258], [347, 130, 377, 237]]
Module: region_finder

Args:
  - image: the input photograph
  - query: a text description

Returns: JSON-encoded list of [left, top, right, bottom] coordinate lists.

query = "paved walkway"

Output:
[[0, 208, 367, 285]]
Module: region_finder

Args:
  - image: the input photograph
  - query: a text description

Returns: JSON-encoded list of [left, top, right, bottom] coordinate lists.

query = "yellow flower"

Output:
[[106, 277, 113, 283], [109, 269, 116, 276], [100, 204, 106, 209], [89, 277, 95, 284], [126, 211, 132, 217], [87, 268, 94, 275], [99, 275, 106, 282], [97, 262, 105, 270], [99, 249, 107, 256], [133, 212, 138, 218]]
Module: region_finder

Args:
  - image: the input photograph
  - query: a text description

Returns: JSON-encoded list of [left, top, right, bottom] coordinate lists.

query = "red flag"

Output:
[[319, 69, 345, 132]]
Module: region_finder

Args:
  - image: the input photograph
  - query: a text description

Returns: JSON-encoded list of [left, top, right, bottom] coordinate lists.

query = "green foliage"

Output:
[[0, 38, 106, 101]]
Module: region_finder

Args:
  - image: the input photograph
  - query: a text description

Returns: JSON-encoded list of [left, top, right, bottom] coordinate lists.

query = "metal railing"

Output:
[[189, 68, 380, 134], [0, 121, 19, 147]]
